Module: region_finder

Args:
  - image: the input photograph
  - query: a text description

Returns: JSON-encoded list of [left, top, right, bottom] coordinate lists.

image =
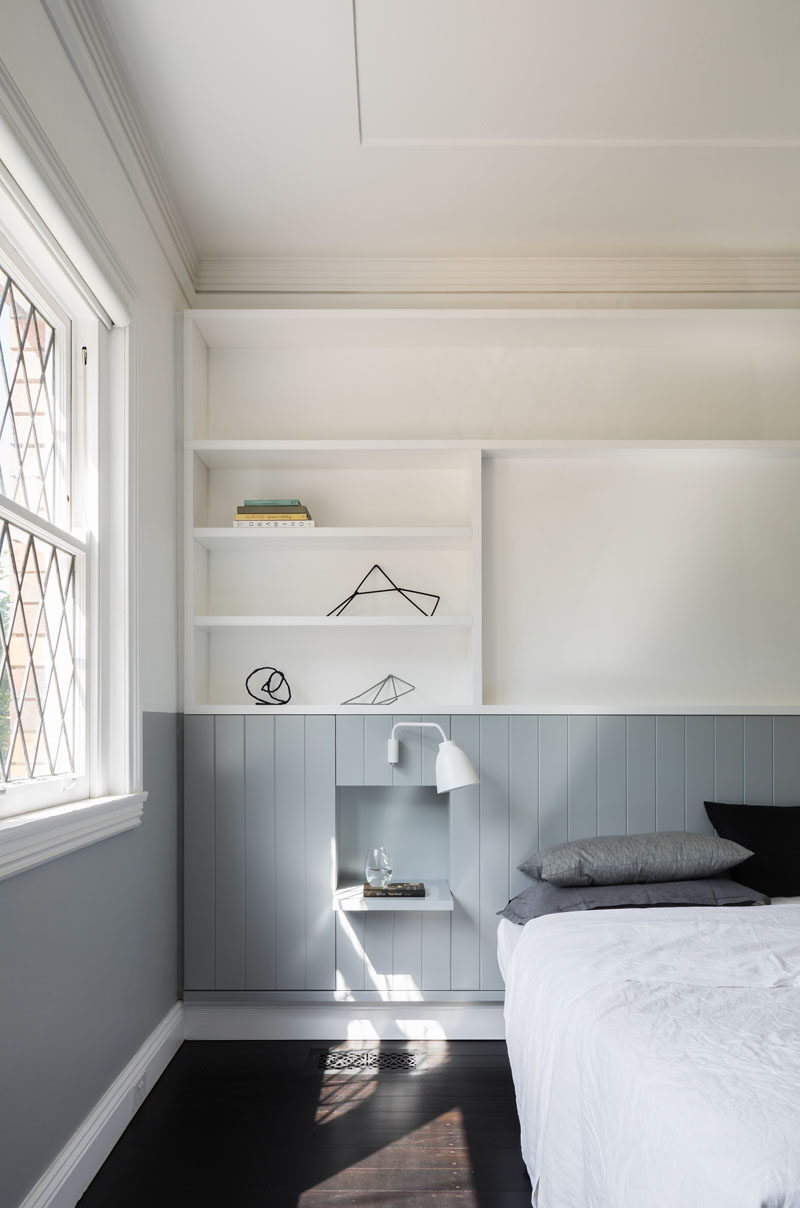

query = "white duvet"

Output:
[[503, 906, 800, 1208]]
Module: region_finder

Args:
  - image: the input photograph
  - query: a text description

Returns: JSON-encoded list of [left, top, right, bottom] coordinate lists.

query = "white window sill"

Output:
[[0, 792, 147, 882]]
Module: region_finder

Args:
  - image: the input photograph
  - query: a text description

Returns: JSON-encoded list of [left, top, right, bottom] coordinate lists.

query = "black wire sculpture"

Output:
[[245, 666, 292, 705], [341, 673, 416, 706], [327, 564, 440, 618]]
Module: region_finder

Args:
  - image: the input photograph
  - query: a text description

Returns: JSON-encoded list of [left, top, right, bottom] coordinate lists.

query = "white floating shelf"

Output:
[[188, 440, 471, 471], [194, 615, 472, 631], [193, 526, 472, 552], [334, 879, 453, 912]]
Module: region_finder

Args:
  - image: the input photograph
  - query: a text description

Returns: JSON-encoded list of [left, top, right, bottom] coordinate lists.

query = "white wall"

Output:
[[2, 0, 186, 712], [484, 452, 800, 707]]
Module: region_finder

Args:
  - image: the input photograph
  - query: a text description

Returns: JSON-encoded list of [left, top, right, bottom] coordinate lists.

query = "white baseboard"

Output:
[[185, 1001, 506, 1041], [21, 1002, 185, 1208]]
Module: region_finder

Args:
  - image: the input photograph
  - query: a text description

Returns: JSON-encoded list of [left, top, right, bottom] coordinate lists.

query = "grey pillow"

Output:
[[498, 877, 770, 924], [517, 851, 544, 881], [540, 831, 752, 888]]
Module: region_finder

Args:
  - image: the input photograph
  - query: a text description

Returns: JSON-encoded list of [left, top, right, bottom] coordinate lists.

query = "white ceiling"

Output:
[[95, 0, 800, 262]]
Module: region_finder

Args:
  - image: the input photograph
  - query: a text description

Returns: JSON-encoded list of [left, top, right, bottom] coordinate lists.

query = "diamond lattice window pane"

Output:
[[0, 517, 75, 782], [0, 272, 58, 522]]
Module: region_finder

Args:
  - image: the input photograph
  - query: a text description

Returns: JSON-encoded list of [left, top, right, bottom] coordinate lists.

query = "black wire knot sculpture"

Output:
[[245, 666, 292, 706], [327, 564, 440, 618]]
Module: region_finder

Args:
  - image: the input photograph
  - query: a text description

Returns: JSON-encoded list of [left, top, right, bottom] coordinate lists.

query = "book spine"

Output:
[[243, 499, 301, 507], [236, 506, 309, 516], [236, 512, 310, 520], [232, 519, 316, 528]]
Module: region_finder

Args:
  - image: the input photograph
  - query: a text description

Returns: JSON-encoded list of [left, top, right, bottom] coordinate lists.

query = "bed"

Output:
[[501, 901, 800, 1208]]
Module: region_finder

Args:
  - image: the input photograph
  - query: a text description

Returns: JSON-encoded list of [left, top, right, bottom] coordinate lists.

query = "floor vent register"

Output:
[[312, 1048, 427, 1073]]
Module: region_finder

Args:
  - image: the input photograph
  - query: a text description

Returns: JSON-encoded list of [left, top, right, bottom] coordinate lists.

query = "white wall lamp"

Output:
[[387, 722, 479, 793]]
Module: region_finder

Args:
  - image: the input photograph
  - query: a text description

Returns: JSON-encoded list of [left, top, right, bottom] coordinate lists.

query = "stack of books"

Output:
[[362, 882, 425, 898], [232, 498, 315, 528]]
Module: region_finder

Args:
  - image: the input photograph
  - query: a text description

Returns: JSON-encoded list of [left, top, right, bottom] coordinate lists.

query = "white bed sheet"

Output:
[[504, 905, 800, 1208]]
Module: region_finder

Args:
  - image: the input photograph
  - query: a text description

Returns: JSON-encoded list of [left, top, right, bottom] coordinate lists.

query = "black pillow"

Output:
[[704, 801, 800, 897]]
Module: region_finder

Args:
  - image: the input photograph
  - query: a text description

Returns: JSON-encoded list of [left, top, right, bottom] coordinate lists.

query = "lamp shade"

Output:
[[435, 740, 479, 794]]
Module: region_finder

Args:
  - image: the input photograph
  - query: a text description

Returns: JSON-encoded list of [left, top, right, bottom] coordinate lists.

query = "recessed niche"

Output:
[[336, 786, 450, 888]]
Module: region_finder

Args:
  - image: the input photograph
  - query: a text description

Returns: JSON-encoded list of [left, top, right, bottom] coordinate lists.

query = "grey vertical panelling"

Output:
[[365, 715, 393, 786], [421, 913, 451, 991], [364, 913, 394, 990], [335, 911, 365, 992], [450, 715, 480, 991], [539, 716, 568, 849], [186, 711, 800, 1006], [744, 716, 773, 804], [656, 717, 685, 831], [509, 716, 538, 898], [715, 716, 744, 803], [774, 716, 800, 804], [479, 716, 509, 991], [305, 716, 336, 989], [214, 717, 246, 989], [244, 715, 276, 989], [394, 913, 422, 990], [568, 715, 597, 840], [686, 716, 715, 834], [393, 714, 422, 786], [627, 716, 656, 832], [597, 716, 627, 836], [274, 716, 306, 988], [336, 714, 364, 785], [184, 715, 215, 989]]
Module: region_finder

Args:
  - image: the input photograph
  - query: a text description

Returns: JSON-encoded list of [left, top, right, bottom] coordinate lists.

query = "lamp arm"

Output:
[[387, 721, 448, 764], [390, 721, 448, 744]]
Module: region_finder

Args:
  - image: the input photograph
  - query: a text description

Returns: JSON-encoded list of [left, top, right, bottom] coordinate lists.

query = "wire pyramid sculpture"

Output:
[[341, 673, 416, 706], [327, 564, 440, 618]]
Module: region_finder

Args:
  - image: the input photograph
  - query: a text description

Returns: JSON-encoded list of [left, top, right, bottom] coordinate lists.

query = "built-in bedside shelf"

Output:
[[193, 526, 472, 552], [193, 615, 472, 631], [333, 879, 453, 912]]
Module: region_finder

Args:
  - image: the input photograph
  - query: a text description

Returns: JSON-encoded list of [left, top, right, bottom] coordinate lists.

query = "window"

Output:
[[0, 262, 89, 816], [0, 92, 143, 877]]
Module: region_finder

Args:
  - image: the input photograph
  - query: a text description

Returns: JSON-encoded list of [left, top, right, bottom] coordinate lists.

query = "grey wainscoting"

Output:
[[184, 713, 800, 1001], [0, 712, 179, 1208]]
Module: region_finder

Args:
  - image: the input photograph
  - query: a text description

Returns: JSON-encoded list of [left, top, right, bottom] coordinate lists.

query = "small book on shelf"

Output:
[[363, 881, 425, 898], [237, 505, 310, 517], [243, 499, 301, 507], [232, 518, 315, 528]]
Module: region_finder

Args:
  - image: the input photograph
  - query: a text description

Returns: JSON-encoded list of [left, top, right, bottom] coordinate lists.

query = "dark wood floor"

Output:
[[78, 1040, 532, 1207]]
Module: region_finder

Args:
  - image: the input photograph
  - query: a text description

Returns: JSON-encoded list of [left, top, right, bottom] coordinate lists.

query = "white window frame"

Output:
[[0, 132, 145, 879]]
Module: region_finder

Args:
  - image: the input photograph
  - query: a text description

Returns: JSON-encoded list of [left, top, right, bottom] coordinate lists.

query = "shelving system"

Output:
[[183, 313, 484, 711], [183, 308, 800, 716]]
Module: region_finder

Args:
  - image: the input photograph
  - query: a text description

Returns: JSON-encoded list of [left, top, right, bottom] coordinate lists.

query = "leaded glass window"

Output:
[[0, 269, 78, 784]]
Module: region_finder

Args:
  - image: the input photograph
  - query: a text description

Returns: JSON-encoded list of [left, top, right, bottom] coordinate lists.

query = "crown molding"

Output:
[[42, 0, 198, 303], [0, 56, 137, 322], [195, 255, 800, 297]]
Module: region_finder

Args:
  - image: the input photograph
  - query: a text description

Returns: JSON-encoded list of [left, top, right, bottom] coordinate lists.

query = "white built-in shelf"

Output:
[[193, 615, 472, 632], [333, 879, 453, 912], [193, 526, 472, 552], [188, 440, 471, 471]]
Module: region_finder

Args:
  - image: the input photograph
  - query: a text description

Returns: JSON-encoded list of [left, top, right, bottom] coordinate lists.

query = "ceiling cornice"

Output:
[[32, 1, 800, 304], [0, 55, 136, 321], [195, 255, 800, 297], [42, 0, 199, 303]]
